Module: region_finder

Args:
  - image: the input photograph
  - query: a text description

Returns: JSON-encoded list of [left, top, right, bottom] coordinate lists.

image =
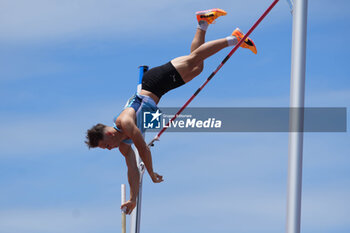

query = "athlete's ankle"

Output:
[[226, 35, 238, 46], [197, 21, 208, 31]]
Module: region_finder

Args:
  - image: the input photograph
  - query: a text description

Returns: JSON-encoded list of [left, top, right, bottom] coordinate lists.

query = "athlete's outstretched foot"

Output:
[[196, 8, 227, 24], [232, 28, 257, 54]]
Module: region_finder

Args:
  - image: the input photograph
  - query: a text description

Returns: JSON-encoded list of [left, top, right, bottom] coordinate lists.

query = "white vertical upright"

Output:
[[286, 0, 308, 233], [129, 66, 148, 233], [129, 161, 145, 233], [121, 184, 126, 233]]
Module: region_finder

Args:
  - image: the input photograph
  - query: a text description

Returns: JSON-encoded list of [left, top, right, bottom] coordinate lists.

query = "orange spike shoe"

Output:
[[232, 27, 257, 54], [196, 8, 227, 24]]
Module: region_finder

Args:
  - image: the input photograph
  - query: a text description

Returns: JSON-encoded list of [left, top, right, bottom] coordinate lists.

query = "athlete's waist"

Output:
[[139, 90, 160, 105]]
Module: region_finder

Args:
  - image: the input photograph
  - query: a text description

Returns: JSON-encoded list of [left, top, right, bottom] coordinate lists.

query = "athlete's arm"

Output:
[[119, 142, 139, 215], [119, 117, 163, 183]]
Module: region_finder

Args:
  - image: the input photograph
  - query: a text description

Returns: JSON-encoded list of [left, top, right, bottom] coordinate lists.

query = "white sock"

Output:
[[197, 21, 208, 31], [226, 35, 238, 46]]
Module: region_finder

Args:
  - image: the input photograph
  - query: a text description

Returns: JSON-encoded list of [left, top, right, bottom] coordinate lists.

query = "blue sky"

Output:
[[0, 0, 349, 233]]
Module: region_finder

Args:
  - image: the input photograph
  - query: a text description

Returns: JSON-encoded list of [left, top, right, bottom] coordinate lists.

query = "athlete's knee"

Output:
[[196, 63, 204, 73], [187, 53, 201, 68], [190, 62, 203, 76], [192, 63, 203, 77]]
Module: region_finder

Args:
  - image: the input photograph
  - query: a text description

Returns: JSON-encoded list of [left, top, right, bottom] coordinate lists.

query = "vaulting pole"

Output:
[[148, 0, 280, 147], [286, 0, 308, 233]]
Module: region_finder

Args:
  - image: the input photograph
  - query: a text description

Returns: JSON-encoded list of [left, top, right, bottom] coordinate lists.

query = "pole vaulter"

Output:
[[85, 0, 283, 229]]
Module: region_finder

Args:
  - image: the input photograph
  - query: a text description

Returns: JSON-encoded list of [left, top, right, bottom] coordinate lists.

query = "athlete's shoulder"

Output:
[[115, 107, 135, 121]]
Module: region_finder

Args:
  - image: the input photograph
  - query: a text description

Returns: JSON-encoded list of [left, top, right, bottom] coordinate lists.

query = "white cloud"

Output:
[[142, 188, 286, 232], [141, 184, 350, 232], [0, 100, 122, 158], [302, 189, 350, 230], [1, 87, 348, 158], [1, 182, 348, 233], [308, 0, 350, 22], [306, 89, 350, 107], [0, 0, 349, 44], [0, 0, 288, 44], [0, 52, 67, 81], [0, 205, 122, 233]]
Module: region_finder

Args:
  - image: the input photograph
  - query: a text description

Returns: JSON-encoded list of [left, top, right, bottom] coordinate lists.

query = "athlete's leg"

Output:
[[188, 29, 206, 79], [172, 27, 258, 83], [171, 37, 229, 83], [188, 8, 227, 81], [191, 29, 206, 52]]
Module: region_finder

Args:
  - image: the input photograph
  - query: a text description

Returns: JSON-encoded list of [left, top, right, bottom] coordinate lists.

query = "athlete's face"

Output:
[[98, 127, 121, 150]]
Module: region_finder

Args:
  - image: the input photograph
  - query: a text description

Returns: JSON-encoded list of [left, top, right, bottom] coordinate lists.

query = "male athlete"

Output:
[[85, 9, 257, 214]]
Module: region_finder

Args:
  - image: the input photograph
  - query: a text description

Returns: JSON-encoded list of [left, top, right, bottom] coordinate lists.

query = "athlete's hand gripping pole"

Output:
[[147, 136, 159, 147]]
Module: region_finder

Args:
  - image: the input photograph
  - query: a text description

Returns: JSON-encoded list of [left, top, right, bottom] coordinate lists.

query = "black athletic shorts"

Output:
[[142, 61, 185, 99]]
